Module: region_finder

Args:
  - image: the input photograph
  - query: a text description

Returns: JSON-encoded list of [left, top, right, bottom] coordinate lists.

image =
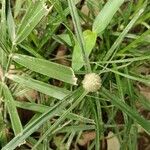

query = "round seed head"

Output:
[[82, 73, 101, 92]]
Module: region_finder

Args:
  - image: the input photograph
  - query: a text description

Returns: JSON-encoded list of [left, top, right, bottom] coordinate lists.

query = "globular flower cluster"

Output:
[[82, 73, 101, 92]]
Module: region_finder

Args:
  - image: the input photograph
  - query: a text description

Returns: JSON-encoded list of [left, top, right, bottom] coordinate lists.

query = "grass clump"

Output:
[[0, 0, 150, 149]]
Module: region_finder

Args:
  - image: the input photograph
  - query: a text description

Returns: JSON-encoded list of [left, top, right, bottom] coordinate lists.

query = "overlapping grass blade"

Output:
[[11, 54, 77, 85], [15, 101, 94, 123], [19, 43, 43, 59], [101, 87, 150, 134], [99, 64, 150, 85], [15, 1, 52, 44], [0, 82, 23, 135], [119, 29, 150, 54], [6, 74, 70, 100], [32, 90, 88, 149], [103, 5, 145, 61], [68, 0, 91, 72], [1, 88, 84, 150]]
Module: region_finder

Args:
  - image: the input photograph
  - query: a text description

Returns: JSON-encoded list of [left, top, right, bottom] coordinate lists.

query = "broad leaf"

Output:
[[72, 30, 97, 71]]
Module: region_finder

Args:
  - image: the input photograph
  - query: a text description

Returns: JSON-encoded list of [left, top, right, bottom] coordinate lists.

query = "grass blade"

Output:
[[103, 5, 145, 61], [101, 87, 150, 134], [92, 0, 124, 34], [68, 0, 91, 72], [100, 64, 150, 85], [11, 54, 77, 85], [0, 48, 7, 69], [14, 0, 24, 18], [1, 0, 7, 43], [7, 1, 16, 42], [1, 88, 83, 150], [32, 90, 88, 149], [0, 82, 23, 135], [6, 74, 70, 100], [15, 1, 52, 44]]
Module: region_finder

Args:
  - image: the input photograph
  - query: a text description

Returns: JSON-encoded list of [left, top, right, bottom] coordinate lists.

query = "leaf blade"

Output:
[[12, 54, 77, 85], [92, 0, 124, 34], [6, 74, 70, 100], [72, 30, 97, 71], [15, 1, 52, 44], [1, 82, 23, 135]]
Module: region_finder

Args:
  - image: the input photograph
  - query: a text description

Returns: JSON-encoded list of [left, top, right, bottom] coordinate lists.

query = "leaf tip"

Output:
[[71, 68, 78, 85]]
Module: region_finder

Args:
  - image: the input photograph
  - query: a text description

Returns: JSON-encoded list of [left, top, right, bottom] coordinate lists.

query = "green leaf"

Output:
[[7, 2, 16, 42], [19, 43, 44, 59], [68, 0, 91, 72], [0, 47, 7, 68], [101, 87, 150, 134], [15, 101, 94, 123], [57, 34, 72, 46], [0, 113, 7, 147], [99, 65, 150, 86], [12, 54, 77, 85], [32, 90, 88, 149], [14, 0, 24, 18], [72, 30, 97, 71], [15, 1, 52, 44], [119, 29, 150, 54], [1, 88, 84, 150], [0, 82, 23, 135], [6, 74, 70, 100], [92, 0, 124, 34], [103, 5, 145, 61], [1, 0, 7, 43]]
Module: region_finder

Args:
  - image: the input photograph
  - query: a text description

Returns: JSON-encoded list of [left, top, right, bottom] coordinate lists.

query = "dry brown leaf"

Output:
[[78, 131, 96, 146], [55, 45, 70, 67], [107, 132, 120, 150], [16, 89, 38, 102], [81, 5, 89, 16], [81, 2, 99, 16], [139, 85, 150, 102]]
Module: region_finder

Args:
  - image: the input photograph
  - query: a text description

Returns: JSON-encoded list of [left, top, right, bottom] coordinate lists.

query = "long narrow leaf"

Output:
[[7, 1, 16, 42], [68, 0, 91, 72], [0, 82, 23, 135], [1, 88, 84, 150], [101, 87, 150, 134], [6, 74, 70, 100], [15, 101, 94, 123], [14, 0, 24, 18], [15, 1, 52, 44], [93, 0, 124, 34], [1, 0, 7, 43], [32, 90, 88, 149], [11, 54, 77, 85], [103, 5, 145, 61]]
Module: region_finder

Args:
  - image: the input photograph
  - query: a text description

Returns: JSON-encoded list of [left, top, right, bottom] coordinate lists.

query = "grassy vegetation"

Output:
[[0, 0, 150, 149]]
